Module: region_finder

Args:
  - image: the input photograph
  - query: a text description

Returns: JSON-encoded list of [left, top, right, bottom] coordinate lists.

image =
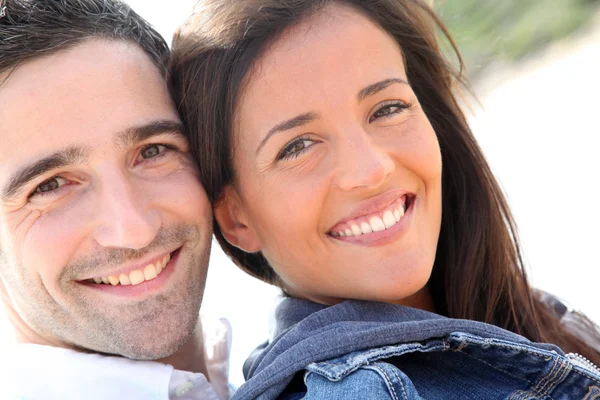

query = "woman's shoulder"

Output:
[[538, 290, 600, 353], [293, 328, 600, 400]]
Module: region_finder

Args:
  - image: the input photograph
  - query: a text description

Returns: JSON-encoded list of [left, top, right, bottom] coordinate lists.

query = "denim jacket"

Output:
[[233, 299, 600, 400]]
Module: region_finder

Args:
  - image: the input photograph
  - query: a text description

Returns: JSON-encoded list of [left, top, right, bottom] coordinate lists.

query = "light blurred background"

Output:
[[1, 0, 598, 388]]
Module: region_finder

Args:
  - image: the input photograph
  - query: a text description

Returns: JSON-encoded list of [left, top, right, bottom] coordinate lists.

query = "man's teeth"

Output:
[[90, 253, 171, 286], [333, 203, 406, 237]]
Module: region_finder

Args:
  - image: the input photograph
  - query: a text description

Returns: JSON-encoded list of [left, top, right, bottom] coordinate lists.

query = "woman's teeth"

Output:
[[89, 253, 171, 286], [332, 202, 406, 238]]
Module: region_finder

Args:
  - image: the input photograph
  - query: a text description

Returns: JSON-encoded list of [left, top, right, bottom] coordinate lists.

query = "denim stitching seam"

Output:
[[508, 356, 562, 400], [539, 358, 569, 398], [389, 365, 410, 400], [456, 349, 535, 385], [572, 369, 600, 386], [368, 364, 400, 400], [534, 356, 561, 397]]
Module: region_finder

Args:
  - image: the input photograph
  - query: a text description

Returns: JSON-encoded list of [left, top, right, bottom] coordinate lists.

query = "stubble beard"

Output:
[[3, 223, 211, 361]]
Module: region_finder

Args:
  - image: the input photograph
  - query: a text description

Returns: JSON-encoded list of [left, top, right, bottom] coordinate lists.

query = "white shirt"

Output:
[[1, 343, 220, 400]]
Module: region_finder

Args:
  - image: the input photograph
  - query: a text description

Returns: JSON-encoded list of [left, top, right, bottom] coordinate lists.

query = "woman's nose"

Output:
[[334, 129, 395, 191]]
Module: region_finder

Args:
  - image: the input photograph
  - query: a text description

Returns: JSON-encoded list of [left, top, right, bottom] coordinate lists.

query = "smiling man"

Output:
[[0, 1, 221, 399]]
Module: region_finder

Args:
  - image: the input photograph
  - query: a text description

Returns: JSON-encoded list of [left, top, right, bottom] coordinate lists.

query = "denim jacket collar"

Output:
[[238, 298, 563, 400]]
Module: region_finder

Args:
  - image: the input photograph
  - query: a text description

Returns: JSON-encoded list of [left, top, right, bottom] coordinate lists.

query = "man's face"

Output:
[[0, 40, 212, 360]]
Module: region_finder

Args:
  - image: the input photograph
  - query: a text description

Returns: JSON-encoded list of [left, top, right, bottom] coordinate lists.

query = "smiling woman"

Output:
[[171, 0, 600, 398]]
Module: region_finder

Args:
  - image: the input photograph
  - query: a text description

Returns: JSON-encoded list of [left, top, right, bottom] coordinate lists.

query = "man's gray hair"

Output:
[[0, 0, 169, 76]]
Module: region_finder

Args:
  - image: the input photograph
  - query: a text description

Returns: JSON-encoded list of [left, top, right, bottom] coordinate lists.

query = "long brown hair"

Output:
[[170, 0, 600, 363]]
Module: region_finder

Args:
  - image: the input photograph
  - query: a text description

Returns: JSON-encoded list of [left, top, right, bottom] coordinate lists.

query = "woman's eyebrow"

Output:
[[256, 111, 319, 155], [358, 78, 409, 101], [254, 78, 409, 156]]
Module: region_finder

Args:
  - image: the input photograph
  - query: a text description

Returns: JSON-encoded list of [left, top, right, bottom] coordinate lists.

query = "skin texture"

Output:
[[216, 5, 443, 309], [0, 40, 212, 363]]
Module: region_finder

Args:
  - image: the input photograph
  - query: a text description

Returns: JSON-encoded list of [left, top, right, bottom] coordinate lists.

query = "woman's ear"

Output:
[[214, 185, 262, 253]]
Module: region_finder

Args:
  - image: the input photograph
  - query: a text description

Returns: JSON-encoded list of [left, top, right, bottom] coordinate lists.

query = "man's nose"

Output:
[[92, 171, 161, 250], [334, 128, 395, 192]]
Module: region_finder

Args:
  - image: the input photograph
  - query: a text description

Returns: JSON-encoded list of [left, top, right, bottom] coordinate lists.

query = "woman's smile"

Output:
[[215, 4, 442, 306], [327, 190, 417, 247]]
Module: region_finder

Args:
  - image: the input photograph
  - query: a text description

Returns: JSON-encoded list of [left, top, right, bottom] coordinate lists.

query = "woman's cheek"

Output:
[[398, 118, 442, 181]]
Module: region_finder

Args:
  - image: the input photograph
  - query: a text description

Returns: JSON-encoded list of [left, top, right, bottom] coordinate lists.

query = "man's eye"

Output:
[[141, 144, 165, 159], [31, 177, 68, 197], [135, 144, 177, 165]]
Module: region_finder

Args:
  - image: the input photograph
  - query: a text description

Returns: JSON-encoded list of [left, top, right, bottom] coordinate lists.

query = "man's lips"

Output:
[[78, 248, 180, 287], [78, 248, 182, 297]]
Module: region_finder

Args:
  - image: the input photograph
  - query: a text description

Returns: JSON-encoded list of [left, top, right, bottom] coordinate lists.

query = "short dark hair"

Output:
[[0, 0, 169, 76]]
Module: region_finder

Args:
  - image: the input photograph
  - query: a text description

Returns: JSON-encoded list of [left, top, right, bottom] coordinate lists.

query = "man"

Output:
[[0, 1, 225, 398]]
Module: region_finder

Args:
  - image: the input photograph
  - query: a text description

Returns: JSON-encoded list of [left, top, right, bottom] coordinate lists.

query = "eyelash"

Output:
[[134, 143, 177, 165], [369, 100, 411, 123], [29, 143, 178, 199], [274, 101, 410, 162], [276, 135, 318, 161]]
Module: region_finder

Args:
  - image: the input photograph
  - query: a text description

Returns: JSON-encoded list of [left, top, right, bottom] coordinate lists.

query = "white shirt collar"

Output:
[[2, 343, 220, 400]]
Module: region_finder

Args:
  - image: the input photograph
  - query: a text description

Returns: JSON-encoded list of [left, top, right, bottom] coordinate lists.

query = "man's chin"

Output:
[[100, 319, 197, 361]]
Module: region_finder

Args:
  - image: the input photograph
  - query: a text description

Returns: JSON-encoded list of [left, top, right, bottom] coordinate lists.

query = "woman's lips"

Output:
[[329, 194, 412, 237], [328, 195, 416, 246]]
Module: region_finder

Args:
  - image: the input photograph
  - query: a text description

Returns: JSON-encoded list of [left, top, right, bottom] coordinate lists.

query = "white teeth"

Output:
[[119, 273, 131, 285], [91, 253, 172, 286], [383, 211, 396, 228], [360, 222, 372, 234], [130, 270, 145, 286], [143, 263, 158, 280], [369, 216, 386, 232], [333, 200, 409, 238]]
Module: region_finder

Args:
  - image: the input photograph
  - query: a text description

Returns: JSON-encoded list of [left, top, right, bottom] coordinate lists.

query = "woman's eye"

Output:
[[369, 101, 409, 123], [277, 138, 316, 160], [31, 177, 68, 197]]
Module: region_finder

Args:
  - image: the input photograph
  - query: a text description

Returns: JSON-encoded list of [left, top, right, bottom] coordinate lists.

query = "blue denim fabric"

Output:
[[304, 333, 600, 399], [234, 299, 600, 400]]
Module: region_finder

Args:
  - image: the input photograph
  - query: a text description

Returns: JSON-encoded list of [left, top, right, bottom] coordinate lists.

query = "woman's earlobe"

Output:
[[213, 187, 262, 253]]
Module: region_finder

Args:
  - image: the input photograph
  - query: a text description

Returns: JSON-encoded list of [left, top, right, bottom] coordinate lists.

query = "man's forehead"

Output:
[[0, 40, 179, 192]]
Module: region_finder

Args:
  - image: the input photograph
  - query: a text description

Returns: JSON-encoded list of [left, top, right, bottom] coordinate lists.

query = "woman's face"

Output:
[[221, 5, 443, 306]]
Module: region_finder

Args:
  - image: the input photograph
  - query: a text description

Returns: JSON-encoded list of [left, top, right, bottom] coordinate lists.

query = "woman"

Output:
[[171, 0, 600, 398]]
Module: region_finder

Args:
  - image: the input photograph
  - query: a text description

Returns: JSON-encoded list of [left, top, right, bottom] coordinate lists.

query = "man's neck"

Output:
[[159, 319, 210, 377], [3, 299, 209, 378]]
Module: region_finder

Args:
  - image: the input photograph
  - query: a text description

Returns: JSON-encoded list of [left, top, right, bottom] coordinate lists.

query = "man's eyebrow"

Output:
[[256, 112, 319, 155], [114, 120, 185, 149], [1, 120, 185, 202], [358, 78, 410, 101], [2, 147, 89, 201]]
